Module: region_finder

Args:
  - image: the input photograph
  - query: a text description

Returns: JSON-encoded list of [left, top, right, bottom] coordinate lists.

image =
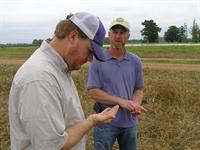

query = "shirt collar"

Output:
[[40, 40, 69, 73], [105, 49, 131, 61]]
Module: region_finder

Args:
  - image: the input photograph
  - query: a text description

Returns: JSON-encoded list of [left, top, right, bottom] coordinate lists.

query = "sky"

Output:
[[0, 0, 199, 44]]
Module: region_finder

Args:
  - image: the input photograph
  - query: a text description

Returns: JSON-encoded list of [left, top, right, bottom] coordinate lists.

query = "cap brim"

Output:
[[91, 41, 106, 61]]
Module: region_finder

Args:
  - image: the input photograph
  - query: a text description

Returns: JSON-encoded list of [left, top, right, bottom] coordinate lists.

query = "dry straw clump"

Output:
[[138, 69, 200, 150]]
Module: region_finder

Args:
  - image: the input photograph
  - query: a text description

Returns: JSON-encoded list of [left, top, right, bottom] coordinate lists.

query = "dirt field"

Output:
[[0, 58, 200, 71]]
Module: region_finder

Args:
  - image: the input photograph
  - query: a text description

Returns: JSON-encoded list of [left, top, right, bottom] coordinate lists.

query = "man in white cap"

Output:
[[9, 12, 119, 150], [87, 17, 147, 150]]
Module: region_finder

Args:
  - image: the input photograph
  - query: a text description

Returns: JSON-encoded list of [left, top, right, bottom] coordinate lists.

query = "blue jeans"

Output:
[[93, 124, 137, 150]]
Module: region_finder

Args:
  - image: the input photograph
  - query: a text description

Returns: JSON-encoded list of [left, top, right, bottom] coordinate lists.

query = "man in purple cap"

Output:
[[9, 12, 118, 150], [87, 17, 148, 150]]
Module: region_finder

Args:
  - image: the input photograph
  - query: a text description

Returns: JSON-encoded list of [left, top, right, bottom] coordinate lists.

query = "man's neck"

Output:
[[108, 46, 126, 59], [50, 39, 74, 71], [50, 38, 66, 58]]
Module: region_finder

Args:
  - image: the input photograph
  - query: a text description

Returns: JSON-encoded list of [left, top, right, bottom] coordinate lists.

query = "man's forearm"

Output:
[[60, 106, 118, 150], [88, 88, 122, 105], [132, 89, 144, 105], [61, 119, 94, 150]]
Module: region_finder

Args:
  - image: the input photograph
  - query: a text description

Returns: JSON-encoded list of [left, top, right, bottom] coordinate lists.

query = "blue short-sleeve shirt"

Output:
[[87, 50, 144, 127]]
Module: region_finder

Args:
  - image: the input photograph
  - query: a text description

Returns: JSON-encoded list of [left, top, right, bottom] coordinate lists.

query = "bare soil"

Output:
[[0, 58, 26, 65], [0, 58, 200, 71], [143, 63, 200, 71]]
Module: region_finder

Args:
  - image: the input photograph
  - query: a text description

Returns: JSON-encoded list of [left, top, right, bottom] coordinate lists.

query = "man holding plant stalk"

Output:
[[8, 12, 119, 150], [87, 17, 147, 150]]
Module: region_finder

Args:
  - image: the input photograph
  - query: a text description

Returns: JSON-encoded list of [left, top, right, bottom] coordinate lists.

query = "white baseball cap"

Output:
[[110, 17, 130, 32], [67, 12, 106, 61]]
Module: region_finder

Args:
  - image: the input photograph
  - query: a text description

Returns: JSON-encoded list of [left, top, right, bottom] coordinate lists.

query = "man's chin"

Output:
[[75, 66, 81, 70], [68, 62, 86, 71], [71, 65, 81, 71]]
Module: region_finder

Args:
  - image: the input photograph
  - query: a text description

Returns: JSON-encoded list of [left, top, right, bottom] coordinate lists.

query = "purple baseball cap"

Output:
[[68, 12, 106, 61]]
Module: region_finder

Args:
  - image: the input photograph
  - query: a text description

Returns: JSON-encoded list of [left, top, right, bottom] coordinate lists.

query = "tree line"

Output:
[[141, 19, 200, 43], [31, 19, 200, 45]]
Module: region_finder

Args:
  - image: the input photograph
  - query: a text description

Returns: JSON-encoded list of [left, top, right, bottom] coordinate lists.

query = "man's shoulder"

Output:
[[126, 51, 141, 61], [14, 57, 56, 87]]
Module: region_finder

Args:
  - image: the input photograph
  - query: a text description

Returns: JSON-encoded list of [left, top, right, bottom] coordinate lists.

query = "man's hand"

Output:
[[118, 100, 147, 115], [87, 105, 119, 126], [131, 102, 147, 116], [118, 100, 136, 112]]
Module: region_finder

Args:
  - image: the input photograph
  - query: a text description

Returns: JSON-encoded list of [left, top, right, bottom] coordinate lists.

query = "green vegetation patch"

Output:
[[142, 58, 200, 64], [127, 46, 200, 59], [0, 46, 37, 58], [0, 45, 200, 60], [127, 46, 200, 53]]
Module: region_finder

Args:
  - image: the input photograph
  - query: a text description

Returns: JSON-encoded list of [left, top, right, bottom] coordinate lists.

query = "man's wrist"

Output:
[[86, 115, 97, 127], [116, 97, 123, 106], [132, 99, 142, 105]]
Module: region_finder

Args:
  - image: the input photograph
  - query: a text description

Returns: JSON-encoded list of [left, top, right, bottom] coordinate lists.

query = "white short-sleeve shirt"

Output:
[[9, 41, 86, 150]]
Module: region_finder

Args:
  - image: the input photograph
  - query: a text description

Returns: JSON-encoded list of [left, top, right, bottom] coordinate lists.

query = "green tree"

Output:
[[164, 24, 188, 43], [32, 39, 43, 45], [191, 19, 200, 43], [184, 23, 188, 38], [103, 37, 110, 44], [140, 20, 161, 43], [164, 26, 179, 42], [178, 25, 187, 42]]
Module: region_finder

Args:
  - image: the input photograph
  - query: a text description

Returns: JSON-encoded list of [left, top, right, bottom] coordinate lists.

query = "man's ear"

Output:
[[127, 33, 130, 40], [108, 31, 111, 37], [68, 30, 79, 43], [128, 33, 130, 38]]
